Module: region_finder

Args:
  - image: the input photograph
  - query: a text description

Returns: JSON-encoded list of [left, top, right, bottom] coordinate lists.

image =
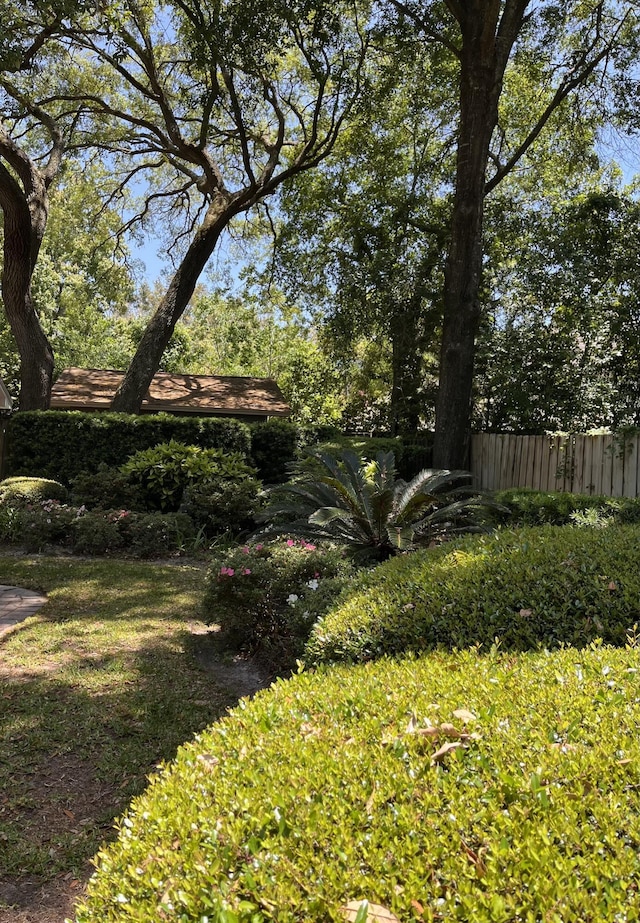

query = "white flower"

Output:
[[307, 579, 319, 591], [287, 594, 299, 606]]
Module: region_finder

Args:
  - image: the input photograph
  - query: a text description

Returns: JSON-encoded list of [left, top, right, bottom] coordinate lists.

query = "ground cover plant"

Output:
[[306, 524, 640, 664], [0, 556, 264, 923], [491, 488, 640, 526], [76, 644, 640, 922]]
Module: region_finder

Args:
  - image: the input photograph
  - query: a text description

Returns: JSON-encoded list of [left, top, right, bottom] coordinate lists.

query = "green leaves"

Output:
[[75, 645, 640, 922], [258, 449, 492, 561], [306, 524, 640, 666]]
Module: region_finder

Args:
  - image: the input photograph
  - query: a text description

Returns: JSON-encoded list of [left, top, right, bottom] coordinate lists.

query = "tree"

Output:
[[269, 40, 453, 435], [387, 0, 635, 466], [475, 186, 640, 432], [0, 3, 74, 407], [54, 0, 368, 412], [0, 162, 137, 399]]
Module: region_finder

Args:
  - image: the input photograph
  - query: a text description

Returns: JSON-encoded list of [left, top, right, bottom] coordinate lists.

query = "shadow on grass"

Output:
[[0, 555, 268, 909]]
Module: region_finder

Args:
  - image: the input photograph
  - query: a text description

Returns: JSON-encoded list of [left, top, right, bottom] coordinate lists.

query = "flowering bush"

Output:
[[0, 497, 195, 558], [202, 539, 355, 670], [18, 499, 79, 550]]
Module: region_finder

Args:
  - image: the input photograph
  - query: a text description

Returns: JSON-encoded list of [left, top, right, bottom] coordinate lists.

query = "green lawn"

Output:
[[0, 555, 249, 888]]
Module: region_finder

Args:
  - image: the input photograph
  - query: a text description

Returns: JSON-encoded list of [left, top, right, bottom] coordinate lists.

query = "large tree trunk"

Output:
[[0, 180, 54, 410], [111, 194, 236, 413], [432, 1, 528, 469]]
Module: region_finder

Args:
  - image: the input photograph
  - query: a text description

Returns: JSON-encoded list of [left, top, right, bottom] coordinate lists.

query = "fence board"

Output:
[[546, 436, 559, 492], [583, 436, 595, 494], [612, 437, 625, 497], [555, 435, 569, 492], [623, 436, 640, 498], [531, 436, 545, 490], [601, 435, 614, 496], [589, 437, 604, 496], [571, 436, 585, 494], [486, 435, 498, 490], [503, 435, 517, 490], [470, 433, 640, 498]]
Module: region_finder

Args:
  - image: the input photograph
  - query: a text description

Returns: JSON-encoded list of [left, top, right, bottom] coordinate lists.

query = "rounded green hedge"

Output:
[[0, 476, 68, 504], [305, 525, 640, 665], [77, 646, 640, 921]]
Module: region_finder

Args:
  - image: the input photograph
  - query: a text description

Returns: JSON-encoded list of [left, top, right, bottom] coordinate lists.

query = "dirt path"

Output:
[[0, 630, 270, 923]]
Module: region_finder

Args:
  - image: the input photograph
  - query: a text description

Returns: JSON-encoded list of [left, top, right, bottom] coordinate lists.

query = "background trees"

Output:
[[48, 0, 368, 412], [1, 0, 640, 442]]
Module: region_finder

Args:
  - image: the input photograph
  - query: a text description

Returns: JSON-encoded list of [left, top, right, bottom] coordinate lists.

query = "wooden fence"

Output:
[[470, 433, 640, 497]]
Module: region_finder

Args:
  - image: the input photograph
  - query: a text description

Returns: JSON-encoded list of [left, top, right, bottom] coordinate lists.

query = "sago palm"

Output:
[[256, 449, 495, 561]]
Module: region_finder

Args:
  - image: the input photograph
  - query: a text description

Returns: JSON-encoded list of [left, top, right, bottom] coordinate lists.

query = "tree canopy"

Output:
[[1, 0, 640, 446]]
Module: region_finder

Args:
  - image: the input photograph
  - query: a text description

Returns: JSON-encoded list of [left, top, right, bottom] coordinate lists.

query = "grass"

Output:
[[0, 554, 248, 890]]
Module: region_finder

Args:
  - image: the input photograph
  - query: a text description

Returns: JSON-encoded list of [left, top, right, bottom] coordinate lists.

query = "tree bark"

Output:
[[0, 167, 54, 410], [111, 193, 238, 412], [432, 1, 528, 469]]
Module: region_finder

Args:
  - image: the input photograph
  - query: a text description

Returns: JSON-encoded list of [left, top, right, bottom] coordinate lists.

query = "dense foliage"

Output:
[[0, 475, 68, 504], [76, 645, 640, 922], [202, 539, 355, 669], [491, 488, 640, 526], [0, 498, 196, 557], [258, 450, 493, 561], [4, 411, 253, 483], [306, 525, 640, 664], [120, 441, 258, 514], [250, 419, 299, 484]]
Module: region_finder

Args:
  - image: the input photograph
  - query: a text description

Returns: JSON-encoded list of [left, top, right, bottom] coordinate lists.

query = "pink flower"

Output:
[[286, 539, 295, 547], [219, 566, 235, 577], [242, 546, 250, 554], [303, 542, 316, 551], [243, 568, 251, 575], [255, 543, 263, 551]]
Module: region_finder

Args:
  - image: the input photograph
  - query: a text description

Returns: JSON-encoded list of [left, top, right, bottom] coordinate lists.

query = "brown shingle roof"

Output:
[[50, 368, 291, 417]]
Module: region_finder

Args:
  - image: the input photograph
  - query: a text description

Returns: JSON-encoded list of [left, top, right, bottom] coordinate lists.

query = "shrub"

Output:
[[297, 422, 343, 445], [121, 442, 258, 514], [250, 418, 298, 483], [202, 539, 354, 668], [72, 512, 125, 555], [0, 476, 68, 504], [181, 477, 260, 538], [0, 500, 196, 558], [5, 410, 252, 483], [306, 525, 640, 665], [310, 435, 434, 480], [257, 450, 495, 562], [0, 505, 24, 544], [118, 511, 196, 558], [491, 487, 640, 526], [76, 645, 640, 922], [71, 464, 147, 511], [17, 500, 79, 551]]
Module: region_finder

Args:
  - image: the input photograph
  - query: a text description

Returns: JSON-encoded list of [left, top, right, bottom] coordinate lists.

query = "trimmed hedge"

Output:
[[305, 525, 640, 664], [5, 411, 252, 484], [314, 435, 433, 479], [250, 418, 299, 483], [76, 645, 640, 922], [492, 487, 640, 526], [0, 476, 68, 504]]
